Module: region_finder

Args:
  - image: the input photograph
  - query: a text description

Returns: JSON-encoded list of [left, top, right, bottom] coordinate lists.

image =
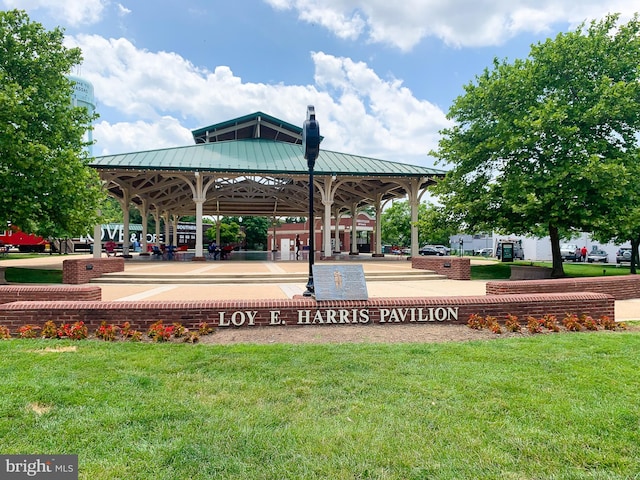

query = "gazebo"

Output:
[[90, 112, 446, 258]]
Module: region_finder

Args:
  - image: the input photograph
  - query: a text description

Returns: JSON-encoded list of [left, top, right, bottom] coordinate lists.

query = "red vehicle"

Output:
[[0, 226, 47, 253]]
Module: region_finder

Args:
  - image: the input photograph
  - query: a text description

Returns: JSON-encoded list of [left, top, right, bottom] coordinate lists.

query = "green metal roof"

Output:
[[91, 139, 445, 178], [191, 111, 303, 139]]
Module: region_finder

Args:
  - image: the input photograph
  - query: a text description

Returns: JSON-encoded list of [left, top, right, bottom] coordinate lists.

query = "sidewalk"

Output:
[[2, 254, 638, 320]]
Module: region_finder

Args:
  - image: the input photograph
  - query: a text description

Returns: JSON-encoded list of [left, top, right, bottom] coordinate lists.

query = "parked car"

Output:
[[419, 246, 443, 256], [421, 244, 449, 255], [616, 247, 633, 264], [430, 244, 451, 255], [560, 243, 580, 262], [475, 248, 493, 257], [587, 249, 608, 263]]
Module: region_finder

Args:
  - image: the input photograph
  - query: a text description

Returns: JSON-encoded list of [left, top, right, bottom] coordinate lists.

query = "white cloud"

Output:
[[67, 34, 449, 166], [93, 118, 193, 156], [1, 0, 107, 26], [117, 3, 131, 16], [263, 0, 640, 50]]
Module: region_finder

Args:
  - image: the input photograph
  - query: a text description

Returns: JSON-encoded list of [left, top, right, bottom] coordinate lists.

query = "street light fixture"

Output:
[[302, 105, 321, 297]]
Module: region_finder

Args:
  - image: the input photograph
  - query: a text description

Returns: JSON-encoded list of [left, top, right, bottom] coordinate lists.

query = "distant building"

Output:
[[268, 213, 376, 255]]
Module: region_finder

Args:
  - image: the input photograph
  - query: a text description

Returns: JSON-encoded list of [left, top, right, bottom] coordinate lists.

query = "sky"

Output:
[[4, 0, 639, 168]]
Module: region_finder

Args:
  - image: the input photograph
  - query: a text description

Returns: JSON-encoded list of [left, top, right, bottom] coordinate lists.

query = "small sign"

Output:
[[501, 242, 514, 262], [313, 264, 368, 300]]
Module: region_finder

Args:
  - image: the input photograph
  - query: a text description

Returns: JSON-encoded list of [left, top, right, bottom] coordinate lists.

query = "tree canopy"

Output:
[[431, 14, 640, 277], [0, 10, 103, 238]]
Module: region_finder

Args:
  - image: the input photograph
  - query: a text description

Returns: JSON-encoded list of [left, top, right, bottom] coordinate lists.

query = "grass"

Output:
[[470, 259, 632, 280], [1, 333, 640, 479], [3, 267, 63, 283]]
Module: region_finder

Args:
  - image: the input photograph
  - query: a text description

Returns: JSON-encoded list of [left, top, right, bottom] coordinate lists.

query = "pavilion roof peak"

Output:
[[191, 111, 310, 146]]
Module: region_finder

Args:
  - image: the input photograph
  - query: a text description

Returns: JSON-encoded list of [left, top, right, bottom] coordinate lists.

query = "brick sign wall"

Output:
[[0, 293, 614, 332]]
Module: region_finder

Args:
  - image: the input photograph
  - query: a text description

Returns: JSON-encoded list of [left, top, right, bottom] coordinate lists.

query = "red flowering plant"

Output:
[[40, 320, 59, 339], [581, 315, 599, 331], [484, 315, 501, 334], [127, 330, 142, 342], [541, 314, 560, 332], [118, 322, 142, 341], [467, 313, 486, 330], [0, 325, 11, 339], [198, 322, 215, 335], [598, 315, 626, 331], [562, 313, 582, 332], [147, 321, 174, 342], [60, 321, 88, 340], [95, 321, 120, 341], [504, 314, 521, 332], [526, 316, 543, 334], [172, 323, 187, 338], [18, 324, 41, 338]]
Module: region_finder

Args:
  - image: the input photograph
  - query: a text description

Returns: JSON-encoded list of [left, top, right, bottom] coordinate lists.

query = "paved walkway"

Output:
[[2, 253, 638, 320]]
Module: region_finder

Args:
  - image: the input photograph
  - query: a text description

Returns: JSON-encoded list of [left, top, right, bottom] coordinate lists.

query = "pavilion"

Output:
[[90, 112, 446, 258]]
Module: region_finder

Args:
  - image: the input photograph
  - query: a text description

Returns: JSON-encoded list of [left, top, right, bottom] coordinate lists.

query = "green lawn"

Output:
[[470, 260, 632, 280], [4, 266, 62, 283], [1, 334, 639, 479]]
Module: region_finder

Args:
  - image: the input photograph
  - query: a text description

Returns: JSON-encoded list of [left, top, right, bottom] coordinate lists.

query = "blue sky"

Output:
[[5, 0, 638, 168]]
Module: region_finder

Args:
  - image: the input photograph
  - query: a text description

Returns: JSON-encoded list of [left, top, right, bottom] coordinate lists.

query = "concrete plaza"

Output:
[[2, 253, 638, 321]]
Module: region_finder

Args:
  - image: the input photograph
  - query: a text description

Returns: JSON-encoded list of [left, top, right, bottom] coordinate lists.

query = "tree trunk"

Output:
[[631, 236, 640, 275], [549, 224, 566, 278]]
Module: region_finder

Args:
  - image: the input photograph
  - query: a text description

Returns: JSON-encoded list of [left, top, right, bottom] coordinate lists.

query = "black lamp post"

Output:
[[302, 106, 321, 297], [459, 237, 464, 257]]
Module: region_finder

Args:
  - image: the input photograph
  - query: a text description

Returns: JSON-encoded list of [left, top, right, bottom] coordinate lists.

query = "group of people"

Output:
[[575, 246, 589, 262], [208, 241, 234, 260]]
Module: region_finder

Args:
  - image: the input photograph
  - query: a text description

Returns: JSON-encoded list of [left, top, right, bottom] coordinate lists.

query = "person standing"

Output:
[[581, 246, 588, 262], [295, 234, 301, 259]]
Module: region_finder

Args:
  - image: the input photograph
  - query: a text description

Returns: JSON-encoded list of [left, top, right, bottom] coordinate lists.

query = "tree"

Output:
[[590, 151, 640, 273], [240, 216, 270, 250], [415, 203, 458, 247], [431, 14, 640, 277], [380, 201, 410, 246], [0, 10, 103, 238]]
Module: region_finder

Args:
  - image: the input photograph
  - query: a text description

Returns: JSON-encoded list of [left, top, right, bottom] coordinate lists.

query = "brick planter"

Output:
[[0, 285, 101, 304], [412, 256, 471, 280], [63, 258, 124, 284], [486, 275, 640, 300]]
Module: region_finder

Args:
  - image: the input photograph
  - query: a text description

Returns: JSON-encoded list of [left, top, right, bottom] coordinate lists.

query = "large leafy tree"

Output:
[[380, 201, 411, 246], [0, 10, 103, 238], [432, 14, 640, 277]]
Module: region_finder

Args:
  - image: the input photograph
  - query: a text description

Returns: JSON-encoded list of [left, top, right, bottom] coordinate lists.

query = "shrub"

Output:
[[484, 315, 501, 334], [60, 321, 88, 340], [541, 314, 560, 332], [18, 324, 40, 338], [148, 321, 174, 342], [120, 321, 132, 337], [198, 322, 215, 335], [0, 325, 10, 339], [562, 314, 582, 332], [504, 314, 521, 332], [41, 320, 59, 339], [467, 313, 485, 330], [95, 321, 120, 341], [526, 316, 543, 334], [581, 315, 599, 331], [172, 323, 187, 338], [184, 332, 200, 343]]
